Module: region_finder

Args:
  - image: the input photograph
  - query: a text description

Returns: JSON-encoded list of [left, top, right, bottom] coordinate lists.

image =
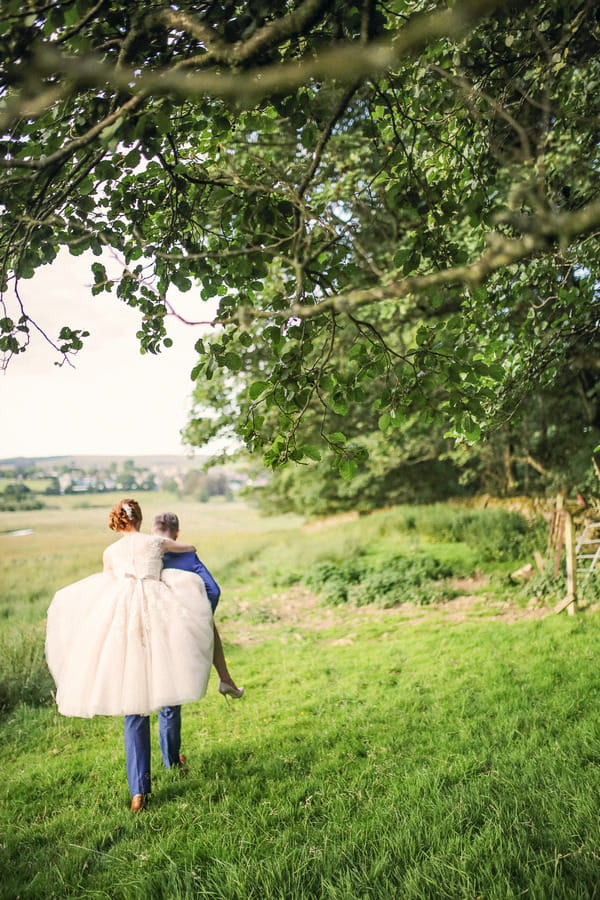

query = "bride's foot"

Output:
[[130, 793, 148, 812], [219, 680, 244, 700]]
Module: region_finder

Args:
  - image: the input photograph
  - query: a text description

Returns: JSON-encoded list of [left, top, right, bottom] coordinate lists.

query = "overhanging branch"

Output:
[[221, 200, 600, 325], [0, 0, 528, 148], [160, 0, 333, 66]]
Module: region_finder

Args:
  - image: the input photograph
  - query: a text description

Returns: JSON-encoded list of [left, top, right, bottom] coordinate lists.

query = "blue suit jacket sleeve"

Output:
[[162, 551, 221, 611]]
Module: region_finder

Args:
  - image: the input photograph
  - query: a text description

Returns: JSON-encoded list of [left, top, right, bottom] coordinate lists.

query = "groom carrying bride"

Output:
[[122, 511, 245, 810], [46, 499, 244, 812]]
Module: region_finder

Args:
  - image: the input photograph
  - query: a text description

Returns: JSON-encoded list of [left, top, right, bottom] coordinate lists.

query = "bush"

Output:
[[456, 509, 533, 561], [399, 505, 546, 562], [304, 553, 455, 607], [0, 495, 44, 512], [523, 562, 600, 606], [304, 559, 367, 605]]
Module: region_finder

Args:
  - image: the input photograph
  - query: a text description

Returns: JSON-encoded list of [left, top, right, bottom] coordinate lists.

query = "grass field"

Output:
[[2, 496, 600, 898], [0, 478, 53, 494]]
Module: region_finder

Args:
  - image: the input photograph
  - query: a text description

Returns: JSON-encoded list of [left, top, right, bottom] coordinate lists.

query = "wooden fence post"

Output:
[[555, 511, 578, 615], [564, 512, 577, 615]]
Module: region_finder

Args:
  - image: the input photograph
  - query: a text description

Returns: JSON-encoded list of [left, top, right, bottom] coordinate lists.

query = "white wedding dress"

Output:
[[45, 532, 214, 717]]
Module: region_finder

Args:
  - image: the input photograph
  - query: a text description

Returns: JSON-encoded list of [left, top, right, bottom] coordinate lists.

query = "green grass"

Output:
[[0, 478, 52, 493], [3, 617, 600, 898], [3, 496, 599, 898]]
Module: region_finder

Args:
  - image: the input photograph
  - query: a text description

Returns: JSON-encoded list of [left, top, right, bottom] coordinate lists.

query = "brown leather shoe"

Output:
[[130, 793, 148, 811], [178, 754, 188, 772]]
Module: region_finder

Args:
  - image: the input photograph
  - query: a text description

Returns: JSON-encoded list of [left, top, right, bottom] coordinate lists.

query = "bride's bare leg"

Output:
[[213, 624, 239, 688]]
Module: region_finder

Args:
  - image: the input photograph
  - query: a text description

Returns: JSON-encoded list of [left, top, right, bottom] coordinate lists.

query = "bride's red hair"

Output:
[[108, 498, 142, 532]]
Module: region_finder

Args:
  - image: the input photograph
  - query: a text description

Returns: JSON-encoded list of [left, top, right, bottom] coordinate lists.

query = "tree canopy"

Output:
[[1, 0, 600, 502]]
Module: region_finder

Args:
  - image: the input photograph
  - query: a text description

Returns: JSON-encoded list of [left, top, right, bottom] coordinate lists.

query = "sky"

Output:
[[0, 251, 219, 459]]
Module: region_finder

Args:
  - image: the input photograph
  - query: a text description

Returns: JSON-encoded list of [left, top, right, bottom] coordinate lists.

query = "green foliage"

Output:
[[215, 499, 543, 605], [362, 503, 546, 563], [578, 573, 600, 605], [298, 504, 545, 608], [522, 563, 567, 605], [297, 504, 546, 607], [304, 553, 455, 607], [523, 563, 600, 607], [406, 506, 546, 562]]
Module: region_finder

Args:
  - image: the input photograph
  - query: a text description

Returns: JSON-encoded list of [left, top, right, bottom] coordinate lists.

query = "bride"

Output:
[[45, 498, 214, 718]]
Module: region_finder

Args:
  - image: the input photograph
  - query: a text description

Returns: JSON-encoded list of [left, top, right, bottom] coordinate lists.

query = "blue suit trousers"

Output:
[[124, 706, 182, 796]]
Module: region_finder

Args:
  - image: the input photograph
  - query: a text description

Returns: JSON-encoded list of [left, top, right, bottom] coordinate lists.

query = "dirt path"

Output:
[[224, 579, 554, 646]]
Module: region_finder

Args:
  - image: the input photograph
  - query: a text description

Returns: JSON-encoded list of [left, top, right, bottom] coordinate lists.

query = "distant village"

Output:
[[0, 456, 264, 510]]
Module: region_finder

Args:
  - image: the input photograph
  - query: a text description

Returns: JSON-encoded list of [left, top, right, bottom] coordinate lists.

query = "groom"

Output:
[[124, 511, 243, 810], [153, 511, 243, 699]]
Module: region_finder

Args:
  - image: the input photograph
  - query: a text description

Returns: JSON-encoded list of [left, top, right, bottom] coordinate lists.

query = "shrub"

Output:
[[523, 561, 600, 606], [457, 509, 532, 561], [304, 559, 367, 605], [0, 494, 44, 512], [303, 553, 455, 607], [403, 505, 546, 562]]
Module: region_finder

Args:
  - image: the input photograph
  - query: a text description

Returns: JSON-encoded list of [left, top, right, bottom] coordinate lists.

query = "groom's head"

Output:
[[152, 511, 179, 539]]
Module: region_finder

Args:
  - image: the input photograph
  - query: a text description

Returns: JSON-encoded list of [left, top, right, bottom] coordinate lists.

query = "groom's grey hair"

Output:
[[152, 512, 179, 536]]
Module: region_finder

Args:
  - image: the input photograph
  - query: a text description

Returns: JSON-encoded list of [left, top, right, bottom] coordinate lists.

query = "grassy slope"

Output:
[[1, 498, 600, 898]]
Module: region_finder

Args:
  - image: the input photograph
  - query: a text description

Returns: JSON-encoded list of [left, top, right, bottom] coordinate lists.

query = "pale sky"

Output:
[[0, 251, 219, 459]]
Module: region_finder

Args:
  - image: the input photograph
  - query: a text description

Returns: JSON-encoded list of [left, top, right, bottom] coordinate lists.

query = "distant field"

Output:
[[0, 477, 52, 493], [0, 491, 302, 548]]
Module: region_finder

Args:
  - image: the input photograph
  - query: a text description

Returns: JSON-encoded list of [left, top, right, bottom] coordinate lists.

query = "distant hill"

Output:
[[0, 454, 207, 470]]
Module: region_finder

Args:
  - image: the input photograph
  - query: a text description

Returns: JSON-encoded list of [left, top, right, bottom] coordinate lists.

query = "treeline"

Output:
[[0, 484, 44, 512], [162, 469, 238, 503]]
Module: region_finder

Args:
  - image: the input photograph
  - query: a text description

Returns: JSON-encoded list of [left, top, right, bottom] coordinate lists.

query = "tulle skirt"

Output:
[[46, 570, 214, 717]]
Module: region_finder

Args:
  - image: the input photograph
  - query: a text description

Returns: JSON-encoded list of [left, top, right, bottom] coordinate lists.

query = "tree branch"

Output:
[[160, 0, 333, 66], [0, 0, 528, 146], [1, 93, 143, 169], [512, 454, 550, 476], [298, 82, 358, 198], [55, 0, 106, 44], [221, 199, 600, 325]]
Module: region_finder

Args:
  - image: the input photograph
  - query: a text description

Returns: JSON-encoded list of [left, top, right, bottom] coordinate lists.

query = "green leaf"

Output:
[[249, 380, 271, 400], [301, 444, 321, 461], [378, 412, 392, 431], [99, 119, 123, 144], [339, 459, 358, 480], [330, 392, 349, 416]]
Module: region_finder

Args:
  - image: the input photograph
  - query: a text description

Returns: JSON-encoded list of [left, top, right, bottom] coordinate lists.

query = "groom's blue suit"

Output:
[[161, 550, 221, 612], [124, 553, 220, 798]]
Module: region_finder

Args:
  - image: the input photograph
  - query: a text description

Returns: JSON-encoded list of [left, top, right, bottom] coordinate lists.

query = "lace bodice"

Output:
[[103, 532, 165, 580]]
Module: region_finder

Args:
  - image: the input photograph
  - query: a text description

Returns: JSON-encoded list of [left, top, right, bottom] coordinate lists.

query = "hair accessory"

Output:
[[122, 502, 133, 519]]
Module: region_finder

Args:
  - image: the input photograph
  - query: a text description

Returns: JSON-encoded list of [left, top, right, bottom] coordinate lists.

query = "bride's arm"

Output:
[[102, 546, 116, 573], [161, 537, 196, 554]]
